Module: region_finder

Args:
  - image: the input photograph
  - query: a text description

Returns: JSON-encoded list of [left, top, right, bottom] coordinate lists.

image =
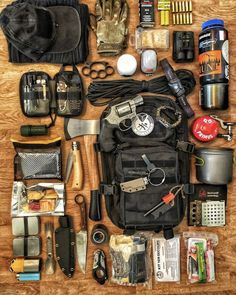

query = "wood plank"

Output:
[[0, 0, 236, 294]]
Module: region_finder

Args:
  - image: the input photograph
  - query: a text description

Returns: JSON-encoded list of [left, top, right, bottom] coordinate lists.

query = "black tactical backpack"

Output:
[[99, 95, 192, 239]]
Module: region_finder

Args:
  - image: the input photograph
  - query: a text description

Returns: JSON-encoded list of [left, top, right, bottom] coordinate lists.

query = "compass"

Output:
[[132, 113, 154, 136]]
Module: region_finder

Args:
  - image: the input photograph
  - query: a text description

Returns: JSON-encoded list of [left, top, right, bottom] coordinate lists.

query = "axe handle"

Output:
[[84, 135, 100, 190], [72, 149, 83, 190], [84, 134, 101, 221]]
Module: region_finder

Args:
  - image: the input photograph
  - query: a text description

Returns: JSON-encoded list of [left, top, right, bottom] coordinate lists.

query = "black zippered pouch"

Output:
[[19, 65, 84, 118]]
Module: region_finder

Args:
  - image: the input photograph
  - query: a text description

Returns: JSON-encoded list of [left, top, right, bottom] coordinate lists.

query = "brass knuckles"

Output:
[[81, 61, 114, 79]]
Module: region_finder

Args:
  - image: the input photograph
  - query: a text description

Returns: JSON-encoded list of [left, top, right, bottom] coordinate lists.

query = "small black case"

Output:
[[20, 71, 51, 117], [54, 65, 84, 117], [19, 65, 84, 118], [173, 31, 195, 63]]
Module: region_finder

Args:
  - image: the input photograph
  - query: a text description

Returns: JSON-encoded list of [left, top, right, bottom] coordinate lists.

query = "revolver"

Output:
[[99, 95, 144, 152]]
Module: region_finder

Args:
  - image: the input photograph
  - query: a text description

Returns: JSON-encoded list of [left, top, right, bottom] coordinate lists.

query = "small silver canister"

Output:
[[195, 148, 234, 184]]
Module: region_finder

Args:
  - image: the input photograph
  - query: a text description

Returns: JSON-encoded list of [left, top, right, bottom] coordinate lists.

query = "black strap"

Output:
[[160, 59, 194, 118], [24, 237, 28, 256], [176, 140, 195, 153], [24, 217, 28, 236], [47, 113, 57, 128], [163, 227, 174, 240], [59, 215, 71, 228], [60, 64, 78, 73], [100, 183, 118, 196]]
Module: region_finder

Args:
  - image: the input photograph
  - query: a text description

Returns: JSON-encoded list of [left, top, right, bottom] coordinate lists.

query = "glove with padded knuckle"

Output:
[[90, 0, 129, 56]]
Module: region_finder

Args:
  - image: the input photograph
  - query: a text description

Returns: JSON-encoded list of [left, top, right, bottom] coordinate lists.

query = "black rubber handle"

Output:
[[99, 119, 116, 152], [89, 190, 101, 221]]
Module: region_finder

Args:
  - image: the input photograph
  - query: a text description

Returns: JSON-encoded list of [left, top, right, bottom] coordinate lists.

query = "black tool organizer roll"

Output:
[[100, 96, 190, 236], [19, 65, 84, 118]]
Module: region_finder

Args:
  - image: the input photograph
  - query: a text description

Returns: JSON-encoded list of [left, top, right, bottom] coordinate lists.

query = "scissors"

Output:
[[82, 61, 114, 79]]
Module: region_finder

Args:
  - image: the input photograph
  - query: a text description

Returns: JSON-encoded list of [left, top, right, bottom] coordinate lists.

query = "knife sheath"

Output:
[[55, 215, 75, 278]]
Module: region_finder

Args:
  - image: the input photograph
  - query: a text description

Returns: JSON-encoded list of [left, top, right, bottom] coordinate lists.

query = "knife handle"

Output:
[[89, 190, 101, 221], [72, 148, 83, 190], [75, 195, 87, 230]]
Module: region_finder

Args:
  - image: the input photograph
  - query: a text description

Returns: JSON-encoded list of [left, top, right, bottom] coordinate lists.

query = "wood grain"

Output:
[[0, 0, 236, 294]]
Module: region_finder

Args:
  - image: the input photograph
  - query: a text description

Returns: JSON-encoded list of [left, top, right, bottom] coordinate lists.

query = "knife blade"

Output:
[[75, 194, 87, 274]]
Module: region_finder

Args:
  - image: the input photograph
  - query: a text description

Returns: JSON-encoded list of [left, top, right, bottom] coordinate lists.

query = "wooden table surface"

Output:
[[0, 0, 236, 294]]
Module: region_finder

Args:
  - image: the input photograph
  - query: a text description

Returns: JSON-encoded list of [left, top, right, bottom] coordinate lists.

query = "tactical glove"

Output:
[[91, 0, 129, 56]]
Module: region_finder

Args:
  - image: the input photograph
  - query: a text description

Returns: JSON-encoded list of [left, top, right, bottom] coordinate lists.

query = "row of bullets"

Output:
[[171, 1, 193, 13]]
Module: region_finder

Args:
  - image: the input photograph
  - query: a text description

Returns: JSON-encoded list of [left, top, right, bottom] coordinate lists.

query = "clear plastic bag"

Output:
[[11, 181, 65, 217], [135, 27, 170, 53], [109, 233, 152, 288], [183, 232, 218, 284]]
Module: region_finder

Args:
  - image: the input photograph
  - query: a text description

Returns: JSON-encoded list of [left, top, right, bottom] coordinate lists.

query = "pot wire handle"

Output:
[[194, 155, 205, 166]]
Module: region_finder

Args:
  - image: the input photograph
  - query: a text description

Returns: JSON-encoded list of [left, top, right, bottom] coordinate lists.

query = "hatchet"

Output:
[[64, 118, 101, 221]]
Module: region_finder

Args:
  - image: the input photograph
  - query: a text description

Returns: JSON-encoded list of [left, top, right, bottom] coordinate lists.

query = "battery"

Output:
[[139, 0, 155, 27]]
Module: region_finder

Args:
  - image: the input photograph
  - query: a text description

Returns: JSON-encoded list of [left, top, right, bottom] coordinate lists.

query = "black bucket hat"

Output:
[[0, 2, 81, 60]]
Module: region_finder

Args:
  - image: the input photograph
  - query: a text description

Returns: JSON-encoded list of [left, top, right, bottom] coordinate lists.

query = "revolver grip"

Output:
[[99, 119, 117, 152]]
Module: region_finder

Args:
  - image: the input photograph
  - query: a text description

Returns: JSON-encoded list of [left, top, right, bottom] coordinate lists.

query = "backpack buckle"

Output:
[[100, 183, 118, 196], [176, 140, 195, 153]]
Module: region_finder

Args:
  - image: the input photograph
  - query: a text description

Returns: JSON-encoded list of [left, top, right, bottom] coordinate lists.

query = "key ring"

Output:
[[74, 194, 85, 205], [148, 167, 166, 187], [82, 61, 114, 79]]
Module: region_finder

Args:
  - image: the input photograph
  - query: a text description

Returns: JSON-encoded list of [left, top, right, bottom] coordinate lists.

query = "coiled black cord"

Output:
[[87, 69, 196, 106]]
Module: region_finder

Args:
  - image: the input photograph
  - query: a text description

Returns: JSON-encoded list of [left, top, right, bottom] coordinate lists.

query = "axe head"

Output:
[[64, 118, 100, 140]]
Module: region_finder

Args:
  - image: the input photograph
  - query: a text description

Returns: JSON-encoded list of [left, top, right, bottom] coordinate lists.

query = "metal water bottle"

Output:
[[199, 19, 229, 110]]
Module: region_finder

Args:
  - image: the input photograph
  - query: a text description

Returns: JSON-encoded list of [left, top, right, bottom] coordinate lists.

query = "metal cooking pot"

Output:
[[195, 147, 234, 184]]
